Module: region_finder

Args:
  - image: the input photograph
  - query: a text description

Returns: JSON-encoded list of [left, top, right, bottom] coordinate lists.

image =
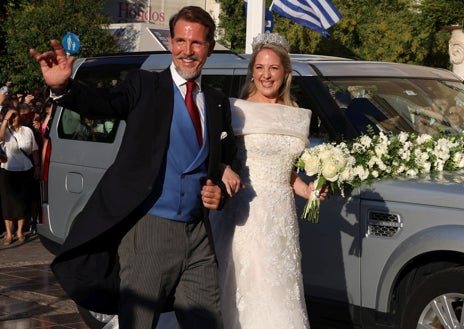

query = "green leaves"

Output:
[[0, 0, 119, 91]]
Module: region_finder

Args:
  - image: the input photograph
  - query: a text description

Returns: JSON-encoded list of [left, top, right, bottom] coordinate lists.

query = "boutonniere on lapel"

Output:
[[220, 132, 228, 140]]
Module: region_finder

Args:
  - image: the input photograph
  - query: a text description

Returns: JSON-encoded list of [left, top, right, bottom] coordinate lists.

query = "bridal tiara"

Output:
[[251, 32, 290, 52]]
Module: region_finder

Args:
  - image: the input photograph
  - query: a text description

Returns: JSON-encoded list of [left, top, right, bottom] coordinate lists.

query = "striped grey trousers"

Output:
[[117, 214, 223, 329]]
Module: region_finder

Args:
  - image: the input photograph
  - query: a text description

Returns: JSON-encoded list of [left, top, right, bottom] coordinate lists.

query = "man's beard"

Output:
[[175, 55, 201, 80]]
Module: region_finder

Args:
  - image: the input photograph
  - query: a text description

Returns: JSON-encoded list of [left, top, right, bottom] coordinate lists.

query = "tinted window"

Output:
[[324, 77, 464, 136], [58, 109, 119, 143], [74, 55, 148, 89], [202, 75, 238, 97], [58, 56, 147, 143], [292, 76, 333, 145]]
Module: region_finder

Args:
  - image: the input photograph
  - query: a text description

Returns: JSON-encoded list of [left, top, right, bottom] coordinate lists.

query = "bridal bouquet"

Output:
[[296, 131, 464, 222]]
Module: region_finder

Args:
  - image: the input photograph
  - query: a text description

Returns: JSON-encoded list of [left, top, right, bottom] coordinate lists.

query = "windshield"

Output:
[[324, 78, 464, 136]]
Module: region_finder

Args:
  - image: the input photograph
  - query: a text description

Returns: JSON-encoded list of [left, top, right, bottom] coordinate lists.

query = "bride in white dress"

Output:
[[212, 98, 311, 329], [211, 32, 329, 329]]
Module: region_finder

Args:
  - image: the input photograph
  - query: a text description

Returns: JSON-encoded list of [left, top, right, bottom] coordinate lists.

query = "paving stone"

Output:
[[0, 236, 89, 328]]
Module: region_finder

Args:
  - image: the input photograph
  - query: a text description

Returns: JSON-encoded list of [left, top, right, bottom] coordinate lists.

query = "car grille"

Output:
[[367, 211, 402, 238]]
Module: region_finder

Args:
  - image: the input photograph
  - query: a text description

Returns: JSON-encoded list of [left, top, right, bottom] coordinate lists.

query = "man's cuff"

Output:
[[49, 79, 73, 99], [216, 180, 229, 210]]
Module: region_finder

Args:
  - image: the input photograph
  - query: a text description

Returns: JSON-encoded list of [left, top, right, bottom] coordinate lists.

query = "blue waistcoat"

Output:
[[148, 85, 209, 222]]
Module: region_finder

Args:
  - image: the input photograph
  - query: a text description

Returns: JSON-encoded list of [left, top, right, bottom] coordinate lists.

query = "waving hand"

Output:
[[29, 39, 74, 89]]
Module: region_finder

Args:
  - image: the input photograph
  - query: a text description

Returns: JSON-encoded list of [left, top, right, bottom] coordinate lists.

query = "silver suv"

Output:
[[39, 51, 464, 329]]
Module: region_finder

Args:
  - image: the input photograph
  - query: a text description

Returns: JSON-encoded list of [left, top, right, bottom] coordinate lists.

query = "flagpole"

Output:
[[245, 0, 266, 54]]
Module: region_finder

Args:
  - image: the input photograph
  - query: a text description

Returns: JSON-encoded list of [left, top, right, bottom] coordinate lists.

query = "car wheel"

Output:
[[399, 267, 464, 329], [77, 305, 115, 329]]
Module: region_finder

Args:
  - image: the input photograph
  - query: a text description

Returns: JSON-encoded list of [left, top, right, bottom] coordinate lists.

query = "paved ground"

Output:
[[0, 233, 89, 329], [0, 233, 338, 329]]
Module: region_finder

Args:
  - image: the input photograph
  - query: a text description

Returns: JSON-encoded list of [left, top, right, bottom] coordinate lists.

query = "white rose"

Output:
[[299, 150, 312, 163], [454, 153, 464, 168], [400, 149, 411, 161], [340, 167, 354, 182], [395, 164, 405, 174], [360, 135, 372, 147], [319, 148, 333, 162], [322, 160, 340, 182], [346, 155, 356, 167], [421, 162, 431, 173], [406, 169, 417, 176], [398, 131, 408, 143], [352, 142, 364, 153], [355, 166, 369, 181], [417, 134, 432, 144], [304, 157, 320, 176]]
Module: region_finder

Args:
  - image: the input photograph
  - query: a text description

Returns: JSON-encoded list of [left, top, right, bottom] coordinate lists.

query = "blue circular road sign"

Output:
[[62, 32, 80, 55]]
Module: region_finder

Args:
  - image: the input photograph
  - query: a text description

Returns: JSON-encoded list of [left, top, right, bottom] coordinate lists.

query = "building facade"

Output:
[[102, 0, 223, 51]]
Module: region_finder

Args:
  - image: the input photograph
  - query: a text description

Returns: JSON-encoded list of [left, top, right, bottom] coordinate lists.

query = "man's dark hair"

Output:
[[169, 6, 216, 44]]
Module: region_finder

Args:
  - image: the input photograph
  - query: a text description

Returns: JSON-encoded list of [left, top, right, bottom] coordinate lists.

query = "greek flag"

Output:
[[270, 0, 342, 38]]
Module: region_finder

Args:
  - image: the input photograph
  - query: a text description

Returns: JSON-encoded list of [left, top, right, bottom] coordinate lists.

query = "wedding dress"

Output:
[[102, 98, 311, 329], [210, 98, 312, 329]]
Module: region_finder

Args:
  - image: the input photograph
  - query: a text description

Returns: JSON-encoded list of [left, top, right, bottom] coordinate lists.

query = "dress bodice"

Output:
[[230, 98, 311, 186], [230, 98, 311, 142]]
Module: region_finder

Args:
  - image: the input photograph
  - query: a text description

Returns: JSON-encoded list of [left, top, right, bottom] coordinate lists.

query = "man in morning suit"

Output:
[[30, 6, 239, 329]]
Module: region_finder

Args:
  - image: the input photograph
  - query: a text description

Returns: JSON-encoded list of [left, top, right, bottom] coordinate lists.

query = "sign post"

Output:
[[245, 0, 265, 54]]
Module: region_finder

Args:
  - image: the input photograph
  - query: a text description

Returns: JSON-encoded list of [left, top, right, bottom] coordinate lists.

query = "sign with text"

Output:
[[102, 0, 206, 27]]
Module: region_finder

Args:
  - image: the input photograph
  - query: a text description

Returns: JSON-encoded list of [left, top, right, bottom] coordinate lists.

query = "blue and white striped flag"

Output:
[[270, 0, 342, 38]]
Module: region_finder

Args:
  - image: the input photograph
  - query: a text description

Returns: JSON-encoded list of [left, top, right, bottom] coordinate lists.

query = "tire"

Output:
[[77, 305, 115, 329], [399, 266, 464, 329]]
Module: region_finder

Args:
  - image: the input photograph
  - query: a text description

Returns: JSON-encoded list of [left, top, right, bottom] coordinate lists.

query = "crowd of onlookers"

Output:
[[0, 81, 54, 245]]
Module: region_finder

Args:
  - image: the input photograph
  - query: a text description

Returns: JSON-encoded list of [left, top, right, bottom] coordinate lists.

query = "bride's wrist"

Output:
[[306, 182, 314, 199]]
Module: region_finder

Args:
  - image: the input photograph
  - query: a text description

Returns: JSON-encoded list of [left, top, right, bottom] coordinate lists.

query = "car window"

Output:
[[202, 75, 241, 98], [73, 55, 148, 89], [58, 110, 119, 143], [57, 56, 148, 143], [291, 78, 331, 146], [325, 78, 464, 136]]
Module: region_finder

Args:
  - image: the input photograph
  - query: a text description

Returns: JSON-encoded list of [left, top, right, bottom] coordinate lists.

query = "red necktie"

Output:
[[185, 81, 203, 146]]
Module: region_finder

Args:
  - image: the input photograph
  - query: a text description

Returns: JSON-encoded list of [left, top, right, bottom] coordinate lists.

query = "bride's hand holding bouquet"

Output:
[[296, 142, 353, 222]]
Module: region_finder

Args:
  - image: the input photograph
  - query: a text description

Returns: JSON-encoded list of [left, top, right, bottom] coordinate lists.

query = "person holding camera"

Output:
[[0, 106, 39, 245]]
